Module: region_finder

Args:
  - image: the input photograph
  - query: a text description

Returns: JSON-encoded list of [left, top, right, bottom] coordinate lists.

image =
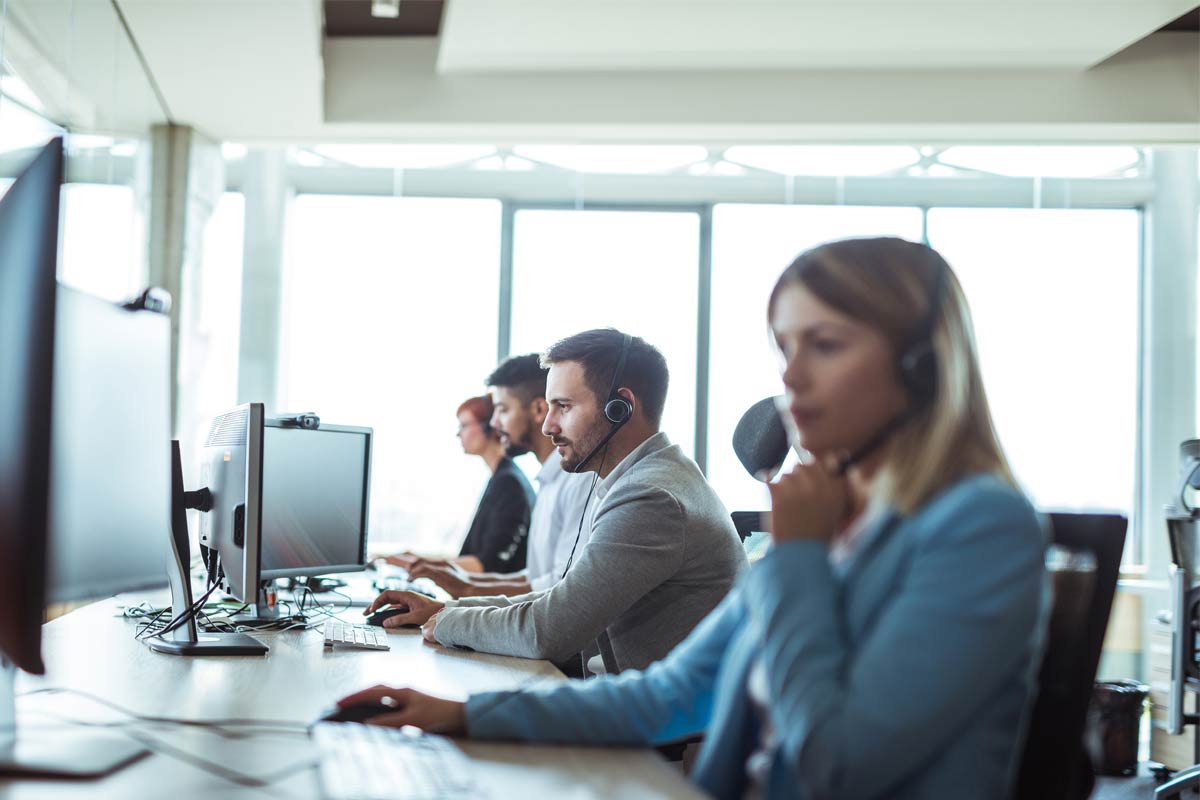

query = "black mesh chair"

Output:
[[1012, 512, 1127, 800], [731, 511, 765, 543]]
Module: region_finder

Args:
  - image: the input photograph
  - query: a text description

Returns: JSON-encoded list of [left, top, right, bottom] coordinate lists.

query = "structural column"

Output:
[[145, 123, 224, 434], [236, 149, 289, 410], [1142, 147, 1199, 575]]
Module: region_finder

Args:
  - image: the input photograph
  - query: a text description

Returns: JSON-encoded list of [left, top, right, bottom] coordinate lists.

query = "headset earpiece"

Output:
[[604, 395, 632, 425], [898, 339, 938, 406], [896, 256, 946, 408]]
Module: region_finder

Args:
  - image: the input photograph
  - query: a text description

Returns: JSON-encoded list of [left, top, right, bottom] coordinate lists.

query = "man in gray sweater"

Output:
[[365, 329, 746, 674]]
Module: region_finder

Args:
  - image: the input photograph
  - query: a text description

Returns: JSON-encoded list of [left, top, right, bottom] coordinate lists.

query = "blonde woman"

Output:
[[337, 237, 1046, 800]]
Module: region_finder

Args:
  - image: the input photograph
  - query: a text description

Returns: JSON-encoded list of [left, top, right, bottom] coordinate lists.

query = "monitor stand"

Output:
[[0, 659, 150, 778], [220, 582, 304, 630], [147, 472, 267, 656]]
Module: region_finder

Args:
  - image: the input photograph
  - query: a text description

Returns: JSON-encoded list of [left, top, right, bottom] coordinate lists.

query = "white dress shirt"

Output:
[[527, 449, 597, 591]]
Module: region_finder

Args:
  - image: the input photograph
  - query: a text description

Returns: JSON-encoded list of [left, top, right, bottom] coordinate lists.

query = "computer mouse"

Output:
[[316, 702, 396, 724], [365, 607, 420, 628]]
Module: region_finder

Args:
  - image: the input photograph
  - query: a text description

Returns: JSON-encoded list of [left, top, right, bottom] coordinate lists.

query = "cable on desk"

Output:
[[15, 688, 317, 787], [20, 687, 310, 733], [120, 728, 318, 788], [133, 580, 222, 642], [23, 708, 308, 743]]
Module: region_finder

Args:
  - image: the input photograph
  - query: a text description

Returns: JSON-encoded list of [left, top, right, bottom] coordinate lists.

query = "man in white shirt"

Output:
[[408, 354, 594, 597]]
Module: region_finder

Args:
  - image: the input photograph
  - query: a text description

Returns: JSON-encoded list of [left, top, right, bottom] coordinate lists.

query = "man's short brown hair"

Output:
[[541, 329, 669, 427]]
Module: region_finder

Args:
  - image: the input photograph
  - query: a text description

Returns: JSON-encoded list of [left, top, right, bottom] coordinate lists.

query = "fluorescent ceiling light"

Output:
[[371, 0, 401, 19], [512, 145, 708, 174], [938, 147, 1140, 178], [724, 146, 919, 177], [309, 144, 496, 169]]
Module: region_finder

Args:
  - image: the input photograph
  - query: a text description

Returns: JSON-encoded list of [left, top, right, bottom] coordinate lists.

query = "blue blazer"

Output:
[[466, 473, 1047, 799]]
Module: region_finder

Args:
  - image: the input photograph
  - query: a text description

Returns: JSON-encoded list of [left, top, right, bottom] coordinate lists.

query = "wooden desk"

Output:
[[1, 592, 703, 799]]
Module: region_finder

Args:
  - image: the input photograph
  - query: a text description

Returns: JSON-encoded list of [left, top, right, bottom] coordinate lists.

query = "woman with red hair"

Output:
[[385, 395, 534, 574], [452, 395, 534, 573]]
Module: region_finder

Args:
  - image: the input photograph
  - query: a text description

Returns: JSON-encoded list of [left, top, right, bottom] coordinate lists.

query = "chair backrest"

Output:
[[1012, 512, 1127, 800], [730, 511, 763, 543]]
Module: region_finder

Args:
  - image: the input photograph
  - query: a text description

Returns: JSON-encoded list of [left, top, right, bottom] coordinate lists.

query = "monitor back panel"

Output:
[[45, 285, 170, 604]]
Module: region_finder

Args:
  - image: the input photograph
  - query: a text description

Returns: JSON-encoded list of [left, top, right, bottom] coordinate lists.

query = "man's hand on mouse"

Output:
[[363, 590, 444, 629], [407, 562, 473, 598], [335, 684, 466, 734]]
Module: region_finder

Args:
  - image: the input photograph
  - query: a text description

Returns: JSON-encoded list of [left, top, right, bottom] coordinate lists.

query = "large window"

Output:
[[509, 208, 701, 457], [178, 192, 246, 467], [927, 208, 1140, 515], [708, 204, 925, 512], [280, 195, 502, 553], [59, 183, 143, 302]]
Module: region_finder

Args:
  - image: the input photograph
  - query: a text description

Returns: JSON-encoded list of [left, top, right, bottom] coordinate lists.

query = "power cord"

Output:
[[17, 687, 316, 788]]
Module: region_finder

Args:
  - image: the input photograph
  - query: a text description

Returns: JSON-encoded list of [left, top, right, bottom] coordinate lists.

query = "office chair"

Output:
[[1012, 512, 1127, 800], [730, 511, 763, 543]]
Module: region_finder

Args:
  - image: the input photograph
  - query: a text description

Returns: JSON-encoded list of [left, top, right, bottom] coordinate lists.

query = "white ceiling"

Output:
[[3, 0, 1198, 143], [116, 0, 325, 140], [438, 0, 1200, 72]]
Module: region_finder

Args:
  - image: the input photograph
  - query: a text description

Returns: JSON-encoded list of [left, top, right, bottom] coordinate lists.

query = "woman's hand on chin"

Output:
[[767, 456, 849, 544]]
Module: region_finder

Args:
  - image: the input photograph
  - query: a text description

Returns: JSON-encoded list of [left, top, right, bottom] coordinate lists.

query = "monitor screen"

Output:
[[259, 425, 370, 578]]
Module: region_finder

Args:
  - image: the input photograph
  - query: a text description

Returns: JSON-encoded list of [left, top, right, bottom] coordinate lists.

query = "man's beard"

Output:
[[501, 417, 533, 458], [504, 441, 530, 458], [556, 418, 610, 473]]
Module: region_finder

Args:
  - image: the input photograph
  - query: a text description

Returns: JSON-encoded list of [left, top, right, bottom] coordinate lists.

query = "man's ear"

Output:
[[530, 396, 549, 424], [616, 388, 636, 417]]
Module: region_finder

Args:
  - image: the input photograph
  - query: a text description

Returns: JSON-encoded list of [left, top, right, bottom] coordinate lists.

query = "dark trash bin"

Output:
[[1085, 679, 1149, 776]]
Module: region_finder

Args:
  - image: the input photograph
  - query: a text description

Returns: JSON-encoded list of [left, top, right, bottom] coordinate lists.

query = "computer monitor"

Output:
[[197, 402, 266, 608], [146, 441, 266, 657], [259, 420, 372, 580], [0, 140, 61, 679], [44, 284, 172, 603], [197, 405, 372, 620], [0, 138, 156, 777]]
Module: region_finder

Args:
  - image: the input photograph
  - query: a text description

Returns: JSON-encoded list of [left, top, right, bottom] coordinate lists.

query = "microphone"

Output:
[[571, 418, 629, 474], [835, 413, 908, 475], [733, 397, 790, 482]]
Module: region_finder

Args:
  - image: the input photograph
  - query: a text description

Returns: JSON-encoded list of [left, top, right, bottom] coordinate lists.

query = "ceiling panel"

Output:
[[116, 0, 324, 139], [437, 0, 1200, 72]]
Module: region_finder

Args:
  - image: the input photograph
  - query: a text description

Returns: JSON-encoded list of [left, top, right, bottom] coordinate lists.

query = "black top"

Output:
[[458, 458, 535, 573]]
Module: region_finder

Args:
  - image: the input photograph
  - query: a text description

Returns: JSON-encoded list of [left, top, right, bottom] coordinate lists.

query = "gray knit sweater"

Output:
[[433, 432, 747, 673]]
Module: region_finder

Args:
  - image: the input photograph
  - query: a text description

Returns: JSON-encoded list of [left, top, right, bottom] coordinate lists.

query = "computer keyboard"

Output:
[[312, 721, 474, 800], [323, 621, 390, 651]]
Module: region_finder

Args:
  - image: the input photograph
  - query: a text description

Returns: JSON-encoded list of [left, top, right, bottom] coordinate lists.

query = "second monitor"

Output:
[[198, 404, 372, 620]]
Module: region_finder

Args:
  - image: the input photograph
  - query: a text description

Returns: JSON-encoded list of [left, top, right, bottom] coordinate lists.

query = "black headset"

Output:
[[896, 252, 947, 408], [602, 334, 634, 424], [836, 255, 947, 474], [571, 332, 633, 474]]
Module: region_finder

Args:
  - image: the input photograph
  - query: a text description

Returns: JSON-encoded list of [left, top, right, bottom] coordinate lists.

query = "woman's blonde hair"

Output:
[[768, 236, 1016, 515]]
